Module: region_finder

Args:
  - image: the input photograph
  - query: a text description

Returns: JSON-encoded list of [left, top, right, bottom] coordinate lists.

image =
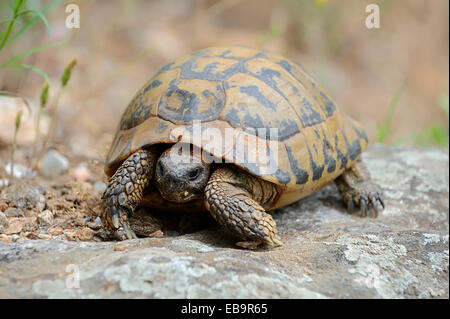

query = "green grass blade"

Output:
[[376, 77, 407, 143], [5, 0, 61, 48], [429, 125, 449, 147], [376, 123, 386, 143], [0, 39, 66, 65], [384, 79, 407, 136], [13, 0, 25, 14], [438, 94, 449, 118], [0, 18, 16, 50], [0, 90, 20, 97], [0, 18, 15, 24], [18, 9, 51, 37], [4, 62, 50, 83]]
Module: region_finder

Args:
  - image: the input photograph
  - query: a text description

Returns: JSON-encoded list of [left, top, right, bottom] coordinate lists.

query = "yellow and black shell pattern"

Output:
[[106, 46, 368, 209]]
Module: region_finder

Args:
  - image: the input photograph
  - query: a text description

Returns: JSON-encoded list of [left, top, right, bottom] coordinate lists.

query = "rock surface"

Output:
[[0, 146, 448, 298]]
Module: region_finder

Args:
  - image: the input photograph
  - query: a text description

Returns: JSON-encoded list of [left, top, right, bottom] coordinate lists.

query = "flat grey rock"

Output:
[[0, 145, 448, 298]]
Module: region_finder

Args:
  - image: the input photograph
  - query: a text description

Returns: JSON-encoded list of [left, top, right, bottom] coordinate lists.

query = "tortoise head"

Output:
[[155, 144, 211, 203]]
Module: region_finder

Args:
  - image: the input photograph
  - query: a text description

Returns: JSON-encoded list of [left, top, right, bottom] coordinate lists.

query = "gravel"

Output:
[[37, 210, 54, 226]]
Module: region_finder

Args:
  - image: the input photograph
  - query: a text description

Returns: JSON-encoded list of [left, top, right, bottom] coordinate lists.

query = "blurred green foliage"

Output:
[[410, 94, 449, 147], [376, 78, 407, 144], [287, 0, 343, 54], [258, 19, 285, 46], [0, 0, 64, 83], [376, 76, 449, 148], [390, 93, 449, 148]]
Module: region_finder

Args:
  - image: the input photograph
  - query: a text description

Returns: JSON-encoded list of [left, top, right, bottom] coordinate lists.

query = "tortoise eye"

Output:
[[188, 167, 201, 180]]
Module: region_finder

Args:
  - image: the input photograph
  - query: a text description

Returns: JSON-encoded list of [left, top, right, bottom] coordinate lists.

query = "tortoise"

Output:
[[101, 45, 384, 249]]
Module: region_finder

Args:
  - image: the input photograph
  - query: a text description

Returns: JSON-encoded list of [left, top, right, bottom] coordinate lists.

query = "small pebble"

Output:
[[0, 234, 11, 242], [72, 165, 92, 182], [22, 220, 36, 232], [93, 181, 107, 195], [37, 233, 51, 239], [114, 245, 126, 251], [4, 220, 23, 234], [0, 178, 10, 187], [74, 216, 86, 227], [148, 230, 164, 238], [4, 162, 35, 178], [37, 210, 54, 226], [48, 226, 63, 236], [24, 232, 39, 240], [86, 216, 103, 230], [36, 202, 45, 213], [0, 212, 8, 227], [76, 227, 94, 241], [64, 230, 76, 241], [40, 150, 69, 178], [0, 200, 7, 212], [4, 217, 36, 235]]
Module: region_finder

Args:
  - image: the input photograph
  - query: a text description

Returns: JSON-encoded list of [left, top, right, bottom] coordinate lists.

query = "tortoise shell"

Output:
[[105, 46, 368, 209]]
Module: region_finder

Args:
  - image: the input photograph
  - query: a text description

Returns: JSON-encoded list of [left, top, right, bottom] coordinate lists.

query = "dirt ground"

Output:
[[0, 0, 448, 244], [0, 144, 106, 242]]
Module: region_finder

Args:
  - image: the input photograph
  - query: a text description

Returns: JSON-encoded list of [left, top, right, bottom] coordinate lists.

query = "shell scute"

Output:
[[119, 68, 180, 130], [157, 77, 225, 124], [221, 72, 303, 141]]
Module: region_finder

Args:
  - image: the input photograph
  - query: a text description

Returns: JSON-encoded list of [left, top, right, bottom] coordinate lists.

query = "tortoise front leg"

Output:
[[102, 148, 159, 239], [335, 158, 385, 218], [205, 167, 283, 249]]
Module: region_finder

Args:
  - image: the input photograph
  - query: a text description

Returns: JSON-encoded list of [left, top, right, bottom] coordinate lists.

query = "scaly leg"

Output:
[[335, 158, 385, 217], [102, 148, 158, 239], [205, 167, 282, 249]]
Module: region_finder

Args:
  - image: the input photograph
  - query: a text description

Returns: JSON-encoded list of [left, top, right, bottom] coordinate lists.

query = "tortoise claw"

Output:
[[102, 199, 138, 240], [378, 196, 385, 210], [236, 240, 263, 250], [337, 161, 385, 219], [111, 207, 120, 229], [271, 234, 284, 247], [347, 198, 355, 214], [360, 198, 367, 217], [341, 185, 385, 219], [123, 219, 138, 239], [369, 195, 379, 218]]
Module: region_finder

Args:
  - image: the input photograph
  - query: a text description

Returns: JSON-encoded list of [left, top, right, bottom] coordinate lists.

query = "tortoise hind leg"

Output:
[[102, 148, 159, 239], [335, 158, 385, 217], [205, 167, 283, 249]]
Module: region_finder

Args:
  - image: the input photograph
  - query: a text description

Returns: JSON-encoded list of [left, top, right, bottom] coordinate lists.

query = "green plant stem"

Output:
[[6, 0, 61, 48], [384, 80, 406, 138], [0, 0, 25, 50], [0, 18, 16, 50], [377, 77, 408, 143], [30, 108, 42, 168], [37, 85, 63, 163], [10, 127, 18, 179]]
